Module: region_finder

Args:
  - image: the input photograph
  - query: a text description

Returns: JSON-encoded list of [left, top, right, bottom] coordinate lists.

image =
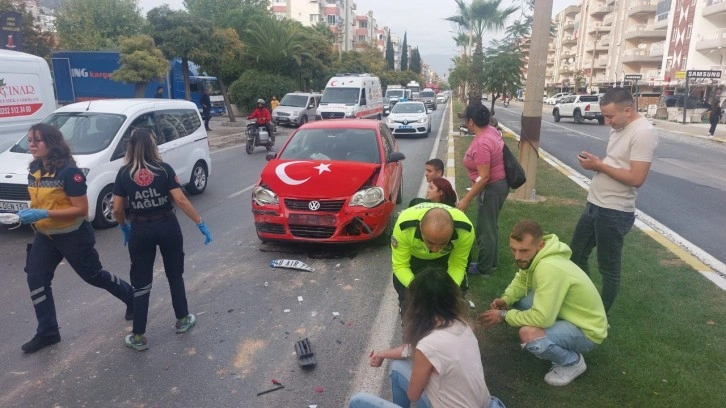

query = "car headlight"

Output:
[[252, 186, 278, 206], [350, 187, 384, 208], [290, 111, 300, 117], [387, 117, 395, 124], [416, 117, 428, 123], [346, 112, 356, 118]]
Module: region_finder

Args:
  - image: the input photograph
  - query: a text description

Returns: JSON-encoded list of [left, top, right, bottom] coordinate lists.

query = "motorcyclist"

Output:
[[247, 99, 274, 142]]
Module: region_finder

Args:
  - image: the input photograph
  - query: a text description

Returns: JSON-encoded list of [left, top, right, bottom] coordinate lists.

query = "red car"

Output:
[[252, 119, 405, 243]]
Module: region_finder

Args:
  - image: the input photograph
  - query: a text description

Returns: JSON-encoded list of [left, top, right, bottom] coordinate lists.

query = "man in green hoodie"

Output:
[[480, 219, 608, 386]]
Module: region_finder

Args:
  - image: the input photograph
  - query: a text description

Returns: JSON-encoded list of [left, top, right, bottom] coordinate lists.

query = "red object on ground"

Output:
[[315, 386, 324, 393]]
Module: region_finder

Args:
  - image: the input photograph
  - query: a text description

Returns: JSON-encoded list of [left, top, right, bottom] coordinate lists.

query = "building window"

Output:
[[671, 27, 677, 42], [358, 35, 366, 42], [327, 14, 337, 25], [310, 14, 319, 23], [686, 23, 692, 39], [360, 21, 368, 29], [681, 58, 687, 70]]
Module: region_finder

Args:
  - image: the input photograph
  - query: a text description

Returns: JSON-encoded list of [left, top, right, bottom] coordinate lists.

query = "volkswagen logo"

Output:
[[403, 119, 409, 125], [308, 201, 321, 211]]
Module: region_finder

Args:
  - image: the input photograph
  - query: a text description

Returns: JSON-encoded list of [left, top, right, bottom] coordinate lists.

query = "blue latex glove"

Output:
[[197, 221, 212, 245], [17, 209, 49, 224], [119, 221, 131, 246]]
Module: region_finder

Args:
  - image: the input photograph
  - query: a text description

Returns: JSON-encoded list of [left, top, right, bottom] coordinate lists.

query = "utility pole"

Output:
[[514, 0, 553, 201]]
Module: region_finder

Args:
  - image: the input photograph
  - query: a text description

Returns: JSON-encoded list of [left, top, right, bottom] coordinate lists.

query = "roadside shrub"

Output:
[[228, 70, 297, 111]]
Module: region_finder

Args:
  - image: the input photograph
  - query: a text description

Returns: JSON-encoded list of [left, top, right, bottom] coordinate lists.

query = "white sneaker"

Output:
[[544, 354, 587, 386]]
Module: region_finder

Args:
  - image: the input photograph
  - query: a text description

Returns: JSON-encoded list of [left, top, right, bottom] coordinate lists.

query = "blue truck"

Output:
[[50, 51, 226, 116]]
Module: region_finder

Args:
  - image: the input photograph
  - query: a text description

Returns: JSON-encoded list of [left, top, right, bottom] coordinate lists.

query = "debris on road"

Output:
[[295, 338, 317, 369], [314, 386, 324, 393], [270, 259, 315, 272], [256, 379, 285, 396]]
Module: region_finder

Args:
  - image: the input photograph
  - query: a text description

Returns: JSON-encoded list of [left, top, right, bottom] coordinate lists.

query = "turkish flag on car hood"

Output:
[[261, 160, 380, 198]]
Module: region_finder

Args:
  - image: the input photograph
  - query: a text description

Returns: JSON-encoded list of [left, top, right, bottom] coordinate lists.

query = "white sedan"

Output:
[[385, 101, 432, 137]]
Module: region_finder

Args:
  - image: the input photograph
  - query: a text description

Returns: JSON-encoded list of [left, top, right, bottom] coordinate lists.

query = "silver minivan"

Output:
[[272, 92, 322, 127]]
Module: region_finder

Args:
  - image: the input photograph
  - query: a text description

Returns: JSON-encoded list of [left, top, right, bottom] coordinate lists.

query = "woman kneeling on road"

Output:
[[112, 128, 213, 351], [348, 267, 505, 408]]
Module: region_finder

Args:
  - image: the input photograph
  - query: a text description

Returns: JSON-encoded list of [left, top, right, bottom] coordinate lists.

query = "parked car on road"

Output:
[[272, 92, 322, 127], [553, 94, 604, 124], [386, 101, 431, 137], [251, 119, 404, 243]]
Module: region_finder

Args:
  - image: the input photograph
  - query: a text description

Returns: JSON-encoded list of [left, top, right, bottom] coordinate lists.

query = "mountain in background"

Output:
[[422, 53, 455, 82]]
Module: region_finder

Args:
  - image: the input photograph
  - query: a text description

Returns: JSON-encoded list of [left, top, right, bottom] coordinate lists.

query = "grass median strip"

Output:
[[451, 100, 726, 407]]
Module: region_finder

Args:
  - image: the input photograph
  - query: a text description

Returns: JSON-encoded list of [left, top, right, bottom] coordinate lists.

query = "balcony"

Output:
[[622, 49, 661, 63], [645, 69, 662, 80], [562, 35, 577, 45], [565, 4, 580, 16], [628, 1, 657, 17], [624, 25, 666, 40], [601, 34, 610, 46], [563, 20, 575, 30], [696, 29, 726, 51], [653, 12, 669, 29], [603, 13, 613, 26], [590, 5, 613, 17], [650, 41, 665, 57], [589, 23, 611, 34], [704, 0, 726, 18], [597, 57, 608, 67], [559, 65, 573, 74]]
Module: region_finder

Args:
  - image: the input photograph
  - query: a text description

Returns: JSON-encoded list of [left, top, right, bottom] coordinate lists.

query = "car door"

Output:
[[154, 109, 191, 180], [561, 96, 576, 116], [379, 124, 401, 202]]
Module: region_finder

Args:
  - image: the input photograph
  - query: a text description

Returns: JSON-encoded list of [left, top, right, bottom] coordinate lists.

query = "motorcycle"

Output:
[[245, 119, 275, 154]]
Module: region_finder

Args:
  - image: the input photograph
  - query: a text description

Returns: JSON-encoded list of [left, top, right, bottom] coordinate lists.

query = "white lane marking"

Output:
[[228, 185, 255, 199]]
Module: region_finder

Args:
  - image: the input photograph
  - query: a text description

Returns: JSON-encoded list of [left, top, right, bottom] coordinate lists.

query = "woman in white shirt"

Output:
[[348, 267, 505, 408]]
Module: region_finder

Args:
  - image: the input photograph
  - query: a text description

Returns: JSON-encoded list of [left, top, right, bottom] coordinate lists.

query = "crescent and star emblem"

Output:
[[275, 161, 332, 185]]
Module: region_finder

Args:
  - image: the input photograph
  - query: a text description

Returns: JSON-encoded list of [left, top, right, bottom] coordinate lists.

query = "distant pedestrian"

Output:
[[200, 88, 212, 131], [18, 123, 134, 354], [707, 98, 721, 137], [571, 88, 658, 313], [112, 128, 212, 351], [154, 86, 164, 98], [270, 95, 280, 110]]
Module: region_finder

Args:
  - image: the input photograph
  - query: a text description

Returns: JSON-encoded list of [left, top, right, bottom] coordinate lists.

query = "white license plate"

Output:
[[0, 201, 29, 211], [399, 125, 412, 129]]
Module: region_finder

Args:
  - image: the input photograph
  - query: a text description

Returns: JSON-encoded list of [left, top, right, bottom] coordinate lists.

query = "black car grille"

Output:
[[284, 199, 345, 213], [255, 222, 286, 234], [289, 225, 335, 239], [0, 183, 30, 200], [320, 112, 345, 119]]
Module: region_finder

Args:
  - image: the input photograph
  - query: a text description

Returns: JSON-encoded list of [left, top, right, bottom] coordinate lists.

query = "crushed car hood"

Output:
[[261, 160, 380, 198]]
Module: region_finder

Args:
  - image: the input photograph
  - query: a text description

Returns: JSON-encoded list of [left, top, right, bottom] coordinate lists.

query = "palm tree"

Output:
[[245, 17, 310, 74], [447, 0, 518, 104]]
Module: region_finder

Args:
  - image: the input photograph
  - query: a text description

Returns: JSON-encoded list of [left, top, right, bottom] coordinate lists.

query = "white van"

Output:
[[316, 74, 383, 120], [0, 49, 57, 151], [0, 99, 211, 228]]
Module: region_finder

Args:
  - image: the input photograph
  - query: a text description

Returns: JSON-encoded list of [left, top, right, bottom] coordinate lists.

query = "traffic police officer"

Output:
[[391, 202, 475, 311]]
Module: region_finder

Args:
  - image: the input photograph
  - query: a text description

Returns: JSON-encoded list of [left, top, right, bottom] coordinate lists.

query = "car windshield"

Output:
[[10, 112, 126, 155], [386, 89, 404, 98], [205, 80, 223, 96], [280, 94, 309, 107], [321, 88, 359, 105], [279, 128, 380, 164], [420, 91, 435, 97], [392, 103, 425, 114]]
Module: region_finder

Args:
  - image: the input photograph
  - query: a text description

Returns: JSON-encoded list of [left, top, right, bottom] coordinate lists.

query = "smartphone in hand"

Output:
[[578, 154, 587, 160]]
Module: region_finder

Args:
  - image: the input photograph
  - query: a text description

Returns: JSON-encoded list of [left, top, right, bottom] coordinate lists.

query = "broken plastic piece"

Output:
[[256, 385, 284, 396], [314, 386, 324, 393], [270, 259, 315, 272], [295, 338, 317, 368]]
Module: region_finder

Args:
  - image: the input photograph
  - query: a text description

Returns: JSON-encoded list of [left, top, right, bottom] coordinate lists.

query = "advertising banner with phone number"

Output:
[[0, 72, 44, 118]]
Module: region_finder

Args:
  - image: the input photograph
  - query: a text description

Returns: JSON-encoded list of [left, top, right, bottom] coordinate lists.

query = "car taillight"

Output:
[[585, 104, 591, 111]]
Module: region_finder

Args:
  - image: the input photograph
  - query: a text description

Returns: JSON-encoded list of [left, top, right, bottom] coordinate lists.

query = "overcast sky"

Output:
[[137, 0, 577, 75]]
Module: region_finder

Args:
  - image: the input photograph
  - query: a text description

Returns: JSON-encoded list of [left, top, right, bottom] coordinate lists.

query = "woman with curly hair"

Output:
[[17, 123, 134, 354], [426, 177, 458, 207], [348, 267, 505, 408]]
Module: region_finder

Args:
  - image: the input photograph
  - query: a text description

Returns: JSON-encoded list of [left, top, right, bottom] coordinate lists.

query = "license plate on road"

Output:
[[289, 213, 336, 226], [399, 125, 412, 129], [0, 201, 29, 211]]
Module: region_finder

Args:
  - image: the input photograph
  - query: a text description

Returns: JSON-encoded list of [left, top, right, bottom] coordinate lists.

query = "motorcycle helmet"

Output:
[[257, 98, 265, 104]]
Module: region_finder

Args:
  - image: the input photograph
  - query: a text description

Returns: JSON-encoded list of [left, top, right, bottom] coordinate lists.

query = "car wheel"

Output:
[[597, 117, 605, 125], [374, 212, 396, 246], [553, 110, 561, 122], [299, 115, 308, 127], [574, 110, 584, 124], [186, 161, 208, 195], [245, 139, 254, 154], [92, 184, 117, 229]]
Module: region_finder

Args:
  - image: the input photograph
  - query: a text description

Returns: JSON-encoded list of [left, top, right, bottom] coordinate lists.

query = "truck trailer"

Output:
[[50, 51, 226, 116]]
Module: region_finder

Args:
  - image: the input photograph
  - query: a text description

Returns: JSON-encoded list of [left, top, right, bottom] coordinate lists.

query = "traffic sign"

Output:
[[686, 70, 721, 79], [624, 74, 642, 80]]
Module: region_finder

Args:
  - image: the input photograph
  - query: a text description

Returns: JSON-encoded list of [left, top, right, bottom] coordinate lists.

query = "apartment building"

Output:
[[354, 11, 378, 51], [270, 0, 357, 52], [546, 0, 725, 98]]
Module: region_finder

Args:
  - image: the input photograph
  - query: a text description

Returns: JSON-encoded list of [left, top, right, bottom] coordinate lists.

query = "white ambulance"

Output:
[[316, 74, 383, 120], [0, 49, 57, 151]]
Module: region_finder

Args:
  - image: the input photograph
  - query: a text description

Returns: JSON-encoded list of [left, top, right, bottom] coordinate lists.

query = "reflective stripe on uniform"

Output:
[[32, 295, 47, 305], [30, 287, 44, 297], [134, 283, 152, 297]]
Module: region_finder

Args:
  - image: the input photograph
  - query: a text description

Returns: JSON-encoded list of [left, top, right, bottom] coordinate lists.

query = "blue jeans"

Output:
[[348, 360, 506, 408], [569, 202, 634, 313], [514, 292, 596, 366]]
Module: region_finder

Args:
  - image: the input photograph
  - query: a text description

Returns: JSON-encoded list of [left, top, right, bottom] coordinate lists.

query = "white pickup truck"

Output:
[[552, 94, 604, 125]]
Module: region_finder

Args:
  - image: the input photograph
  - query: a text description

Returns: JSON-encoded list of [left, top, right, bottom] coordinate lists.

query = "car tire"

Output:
[[375, 213, 396, 246], [245, 139, 254, 154], [186, 161, 208, 195], [574, 110, 584, 124], [299, 115, 308, 127], [92, 184, 117, 229], [597, 117, 605, 125], [553, 110, 561, 122]]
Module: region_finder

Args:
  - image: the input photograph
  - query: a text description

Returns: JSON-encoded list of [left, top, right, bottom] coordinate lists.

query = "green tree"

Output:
[[296, 26, 335, 91], [243, 16, 310, 73], [482, 40, 524, 115], [385, 31, 394, 70], [0, 0, 54, 58], [228, 69, 296, 111], [55, 0, 144, 50], [190, 28, 245, 121], [146, 6, 212, 101], [400, 32, 408, 71], [446, 0, 518, 104], [111, 35, 169, 97], [410, 47, 421, 74]]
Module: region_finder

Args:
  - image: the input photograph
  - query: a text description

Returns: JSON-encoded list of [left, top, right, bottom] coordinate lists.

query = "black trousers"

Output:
[[128, 214, 189, 334], [393, 254, 468, 315], [25, 221, 133, 336], [709, 119, 718, 136], [203, 110, 211, 130]]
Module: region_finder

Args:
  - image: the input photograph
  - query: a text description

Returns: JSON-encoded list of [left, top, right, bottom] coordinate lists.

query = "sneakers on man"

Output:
[[544, 354, 587, 386], [124, 334, 148, 351], [22, 333, 61, 353], [175, 314, 196, 334]]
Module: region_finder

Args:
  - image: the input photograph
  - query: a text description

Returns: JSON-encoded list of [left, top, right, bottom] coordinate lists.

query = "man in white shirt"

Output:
[[570, 88, 658, 313]]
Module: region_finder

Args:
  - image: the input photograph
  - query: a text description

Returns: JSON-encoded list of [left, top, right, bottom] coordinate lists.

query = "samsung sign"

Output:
[[686, 70, 722, 79]]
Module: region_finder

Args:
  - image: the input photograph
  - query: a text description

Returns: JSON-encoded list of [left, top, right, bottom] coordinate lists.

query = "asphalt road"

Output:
[[493, 102, 726, 265], [0, 108, 450, 407]]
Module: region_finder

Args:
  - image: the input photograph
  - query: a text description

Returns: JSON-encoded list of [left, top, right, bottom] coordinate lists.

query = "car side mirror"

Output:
[[266, 152, 277, 161], [387, 151, 405, 162], [308, 104, 315, 109]]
